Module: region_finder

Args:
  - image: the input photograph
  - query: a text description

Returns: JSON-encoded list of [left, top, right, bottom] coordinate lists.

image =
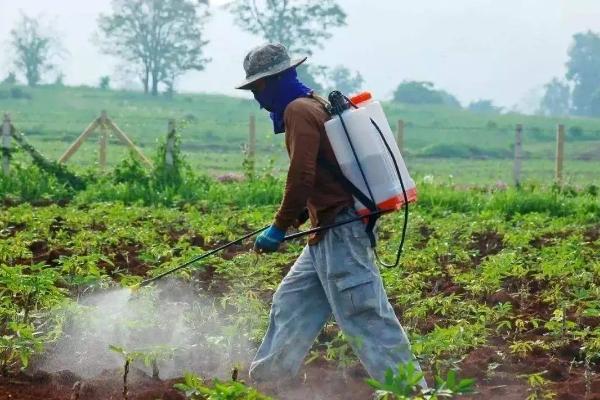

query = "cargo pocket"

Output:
[[335, 274, 378, 318]]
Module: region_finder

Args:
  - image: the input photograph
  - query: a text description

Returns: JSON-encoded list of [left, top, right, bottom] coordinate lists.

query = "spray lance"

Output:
[[132, 209, 390, 290], [132, 90, 417, 291]]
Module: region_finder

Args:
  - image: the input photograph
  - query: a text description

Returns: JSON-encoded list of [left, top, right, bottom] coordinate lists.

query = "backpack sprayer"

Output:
[[132, 91, 416, 290]]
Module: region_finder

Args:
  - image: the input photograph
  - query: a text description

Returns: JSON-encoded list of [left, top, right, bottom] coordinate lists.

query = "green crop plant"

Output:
[[57, 254, 112, 289], [518, 371, 557, 400], [0, 263, 66, 322], [306, 331, 360, 377], [109, 345, 135, 400], [508, 340, 549, 359], [174, 371, 272, 400], [411, 321, 488, 368], [544, 308, 577, 340], [0, 321, 43, 375], [0, 263, 68, 374], [367, 363, 474, 400], [109, 344, 178, 399], [218, 289, 271, 343], [1, 172, 600, 396]]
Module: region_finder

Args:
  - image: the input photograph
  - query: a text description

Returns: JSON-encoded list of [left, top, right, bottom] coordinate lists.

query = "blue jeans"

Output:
[[250, 209, 424, 385]]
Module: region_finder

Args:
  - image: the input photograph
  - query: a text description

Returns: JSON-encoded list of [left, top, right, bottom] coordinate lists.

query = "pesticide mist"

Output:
[[38, 279, 257, 379]]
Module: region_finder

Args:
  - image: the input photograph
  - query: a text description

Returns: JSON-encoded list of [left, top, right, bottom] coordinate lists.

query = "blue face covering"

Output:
[[253, 68, 312, 134]]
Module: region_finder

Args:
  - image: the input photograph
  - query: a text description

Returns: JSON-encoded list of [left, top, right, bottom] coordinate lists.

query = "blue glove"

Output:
[[254, 225, 286, 253]]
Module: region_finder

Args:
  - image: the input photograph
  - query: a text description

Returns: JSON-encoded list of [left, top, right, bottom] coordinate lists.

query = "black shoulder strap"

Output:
[[318, 157, 376, 211], [317, 156, 379, 247]]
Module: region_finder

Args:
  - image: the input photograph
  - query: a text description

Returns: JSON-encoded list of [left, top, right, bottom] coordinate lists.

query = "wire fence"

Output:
[[2, 110, 599, 186]]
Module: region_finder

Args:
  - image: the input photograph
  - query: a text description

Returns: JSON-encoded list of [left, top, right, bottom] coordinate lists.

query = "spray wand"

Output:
[[131, 209, 390, 290]]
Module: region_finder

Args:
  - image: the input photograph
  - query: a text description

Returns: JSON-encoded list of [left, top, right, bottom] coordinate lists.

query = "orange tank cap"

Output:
[[350, 91, 372, 105]]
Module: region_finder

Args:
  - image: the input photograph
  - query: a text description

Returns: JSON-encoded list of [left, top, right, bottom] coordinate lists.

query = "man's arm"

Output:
[[273, 102, 320, 231]]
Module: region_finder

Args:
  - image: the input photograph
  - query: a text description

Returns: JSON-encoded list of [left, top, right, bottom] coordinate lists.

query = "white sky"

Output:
[[1, 0, 599, 111]]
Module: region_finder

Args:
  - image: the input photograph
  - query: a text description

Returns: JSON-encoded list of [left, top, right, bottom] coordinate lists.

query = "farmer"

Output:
[[236, 43, 425, 386]]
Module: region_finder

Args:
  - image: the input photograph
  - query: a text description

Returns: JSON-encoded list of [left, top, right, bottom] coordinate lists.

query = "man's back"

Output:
[[276, 96, 353, 244]]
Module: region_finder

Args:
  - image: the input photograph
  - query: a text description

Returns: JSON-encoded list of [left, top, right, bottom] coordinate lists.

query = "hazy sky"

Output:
[[1, 0, 599, 111]]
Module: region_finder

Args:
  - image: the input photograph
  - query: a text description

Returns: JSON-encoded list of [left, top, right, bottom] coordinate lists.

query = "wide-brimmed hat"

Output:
[[236, 43, 307, 90]]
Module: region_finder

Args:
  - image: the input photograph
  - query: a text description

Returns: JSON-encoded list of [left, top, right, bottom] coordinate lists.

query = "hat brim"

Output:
[[235, 57, 308, 90]]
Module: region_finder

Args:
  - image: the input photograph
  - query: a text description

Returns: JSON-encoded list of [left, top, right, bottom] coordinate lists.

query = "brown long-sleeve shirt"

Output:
[[273, 96, 354, 245]]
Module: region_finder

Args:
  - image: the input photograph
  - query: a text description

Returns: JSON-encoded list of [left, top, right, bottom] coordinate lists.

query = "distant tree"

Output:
[[97, 0, 211, 96], [229, 0, 346, 91], [468, 99, 501, 114], [438, 90, 461, 108], [297, 64, 326, 93], [588, 90, 600, 117], [53, 72, 65, 86], [539, 78, 570, 116], [565, 31, 600, 116], [393, 81, 460, 107], [99, 76, 111, 90], [2, 72, 17, 85], [10, 13, 63, 86], [229, 0, 346, 56], [394, 81, 441, 104], [326, 65, 364, 95]]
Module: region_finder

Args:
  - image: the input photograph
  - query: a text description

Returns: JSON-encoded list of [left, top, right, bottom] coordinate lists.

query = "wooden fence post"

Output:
[[2, 113, 11, 176], [59, 116, 101, 163], [166, 119, 176, 168], [396, 119, 404, 154], [60, 111, 151, 167], [99, 110, 108, 170], [514, 124, 523, 186], [248, 114, 256, 172], [105, 118, 152, 167], [555, 124, 565, 185]]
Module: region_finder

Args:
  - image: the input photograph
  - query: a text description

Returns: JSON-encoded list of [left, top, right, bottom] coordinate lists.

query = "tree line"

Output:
[[539, 31, 600, 118], [3, 0, 600, 117], [3, 0, 362, 96]]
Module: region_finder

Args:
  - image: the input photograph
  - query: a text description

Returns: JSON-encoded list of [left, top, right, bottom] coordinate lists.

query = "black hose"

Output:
[[369, 117, 409, 268], [337, 111, 378, 212], [342, 94, 409, 268]]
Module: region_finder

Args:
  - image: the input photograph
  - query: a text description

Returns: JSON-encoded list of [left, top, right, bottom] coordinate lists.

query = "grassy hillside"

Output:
[[1, 84, 599, 184]]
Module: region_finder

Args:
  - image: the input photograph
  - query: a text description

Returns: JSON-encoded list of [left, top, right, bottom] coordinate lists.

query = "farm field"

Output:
[[0, 172, 599, 399], [1, 83, 600, 399], [1, 84, 599, 185]]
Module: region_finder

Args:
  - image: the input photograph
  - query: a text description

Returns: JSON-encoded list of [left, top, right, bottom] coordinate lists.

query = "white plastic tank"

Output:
[[324, 91, 417, 216], [350, 91, 417, 204]]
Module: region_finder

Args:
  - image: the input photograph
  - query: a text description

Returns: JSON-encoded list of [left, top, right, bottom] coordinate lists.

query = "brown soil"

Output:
[[189, 234, 205, 248], [48, 216, 76, 236], [529, 229, 573, 249], [585, 225, 600, 245], [415, 224, 434, 249], [4, 343, 599, 400], [0, 363, 373, 400], [458, 339, 600, 400], [110, 244, 151, 277], [0, 369, 183, 400], [0, 221, 26, 238], [470, 230, 504, 265], [5, 220, 600, 399]]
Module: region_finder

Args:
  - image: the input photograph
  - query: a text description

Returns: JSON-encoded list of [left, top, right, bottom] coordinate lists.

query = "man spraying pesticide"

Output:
[[236, 43, 425, 387], [131, 42, 424, 388]]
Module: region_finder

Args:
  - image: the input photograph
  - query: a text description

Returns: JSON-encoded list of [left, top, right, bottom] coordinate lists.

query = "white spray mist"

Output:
[[38, 279, 256, 380]]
